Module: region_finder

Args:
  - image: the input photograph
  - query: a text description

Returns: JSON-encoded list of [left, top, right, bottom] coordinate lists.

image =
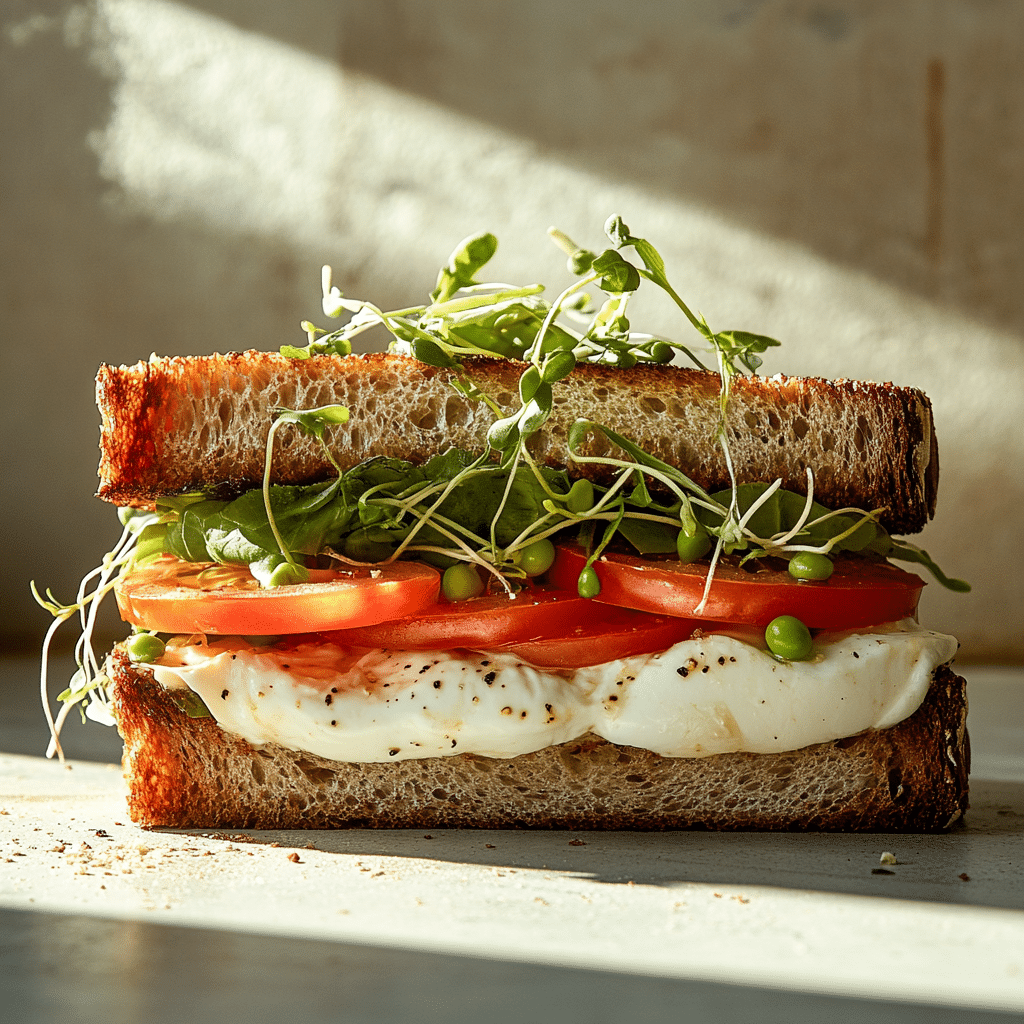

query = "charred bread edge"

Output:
[[95, 352, 937, 534], [109, 650, 968, 832]]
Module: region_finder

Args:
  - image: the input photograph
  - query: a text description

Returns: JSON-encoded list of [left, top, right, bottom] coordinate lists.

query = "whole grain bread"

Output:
[[96, 352, 938, 535], [108, 651, 968, 832]]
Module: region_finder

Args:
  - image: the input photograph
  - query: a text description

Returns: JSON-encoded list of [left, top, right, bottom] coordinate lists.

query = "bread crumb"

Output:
[[287, 852, 301, 863], [879, 851, 898, 865], [568, 839, 586, 846], [959, 872, 971, 882]]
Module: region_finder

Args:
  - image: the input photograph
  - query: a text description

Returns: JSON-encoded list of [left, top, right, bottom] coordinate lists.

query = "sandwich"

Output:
[[37, 217, 970, 831]]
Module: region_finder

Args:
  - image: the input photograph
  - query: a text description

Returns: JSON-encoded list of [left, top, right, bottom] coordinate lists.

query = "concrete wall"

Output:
[[2, 0, 1022, 660]]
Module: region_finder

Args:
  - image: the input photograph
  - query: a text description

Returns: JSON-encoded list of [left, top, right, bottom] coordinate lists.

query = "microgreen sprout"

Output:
[[275, 220, 962, 601], [33, 509, 160, 760]]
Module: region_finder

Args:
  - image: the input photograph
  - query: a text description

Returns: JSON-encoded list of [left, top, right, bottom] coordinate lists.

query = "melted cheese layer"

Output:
[[150, 620, 958, 762]]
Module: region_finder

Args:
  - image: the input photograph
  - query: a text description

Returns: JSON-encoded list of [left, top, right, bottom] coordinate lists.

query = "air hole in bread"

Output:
[[792, 416, 809, 440], [444, 396, 471, 427], [640, 396, 666, 415]]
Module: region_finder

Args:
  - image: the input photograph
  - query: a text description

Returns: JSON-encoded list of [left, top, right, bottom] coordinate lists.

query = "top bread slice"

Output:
[[96, 351, 938, 535]]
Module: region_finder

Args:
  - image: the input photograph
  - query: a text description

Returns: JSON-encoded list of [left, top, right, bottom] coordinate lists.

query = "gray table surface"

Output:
[[2, 654, 1022, 1022]]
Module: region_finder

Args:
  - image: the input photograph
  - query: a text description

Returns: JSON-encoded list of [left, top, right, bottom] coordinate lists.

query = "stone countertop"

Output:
[[1, 658, 1022, 1021]]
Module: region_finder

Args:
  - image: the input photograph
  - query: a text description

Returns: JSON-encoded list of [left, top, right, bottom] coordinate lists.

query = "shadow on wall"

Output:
[[200, 0, 1024, 337]]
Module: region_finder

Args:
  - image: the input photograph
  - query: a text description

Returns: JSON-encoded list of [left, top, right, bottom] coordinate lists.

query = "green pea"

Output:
[[517, 538, 555, 577], [268, 561, 310, 587], [649, 341, 673, 364], [566, 478, 594, 514], [126, 632, 166, 664], [577, 566, 601, 599], [442, 563, 485, 602], [788, 552, 834, 581], [765, 615, 813, 661], [676, 525, 711, 563]]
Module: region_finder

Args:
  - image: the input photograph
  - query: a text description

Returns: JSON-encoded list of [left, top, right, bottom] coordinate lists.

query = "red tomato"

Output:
[[495, 607, 720, 668], [115, 556, 440, 635], [549, 544, 923, 630], [325, 586, 598, 651]]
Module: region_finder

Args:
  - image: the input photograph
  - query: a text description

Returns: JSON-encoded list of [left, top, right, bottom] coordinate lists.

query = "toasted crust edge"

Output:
[[96, 352, 938, 534], [108, 651, 968, 832]]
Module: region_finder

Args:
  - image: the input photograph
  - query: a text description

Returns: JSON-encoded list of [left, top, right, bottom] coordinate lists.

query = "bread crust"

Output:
[[96, 352, 937, 535], [109, 651, 968, 832]]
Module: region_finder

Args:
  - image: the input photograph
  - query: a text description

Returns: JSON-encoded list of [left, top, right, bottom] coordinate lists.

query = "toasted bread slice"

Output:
[[109, 651, 968, 831], [96, 352, 937, 535]]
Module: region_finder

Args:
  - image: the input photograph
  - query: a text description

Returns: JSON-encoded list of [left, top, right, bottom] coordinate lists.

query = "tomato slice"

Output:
[[549, 543, 923, 629], [324, 586, 598, 651], [115, 556, 441, 635], [495, 607, 721, 668]]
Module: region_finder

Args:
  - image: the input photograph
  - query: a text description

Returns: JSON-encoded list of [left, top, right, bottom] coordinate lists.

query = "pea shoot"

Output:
[[765, 616, 814, 661]]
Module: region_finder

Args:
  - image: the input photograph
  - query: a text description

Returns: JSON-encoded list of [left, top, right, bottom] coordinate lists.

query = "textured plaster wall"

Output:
[[1, 0, 1022, 660]]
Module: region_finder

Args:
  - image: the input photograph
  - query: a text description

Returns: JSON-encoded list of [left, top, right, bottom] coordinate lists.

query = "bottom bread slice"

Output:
[[108, 651, 969, 831]]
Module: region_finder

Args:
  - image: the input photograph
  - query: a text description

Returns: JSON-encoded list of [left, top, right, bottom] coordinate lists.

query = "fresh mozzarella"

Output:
[[151, 620, 958, 762]]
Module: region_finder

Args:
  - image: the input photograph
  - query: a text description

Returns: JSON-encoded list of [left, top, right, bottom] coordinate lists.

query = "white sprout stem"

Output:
[[693, 535, 727, 617], [519, 447, 572, 503], [77, 524, 134, 683], [47, 700, 78, 760], [735, 478, 784, 533], [767, 468, 816, 547], [566, 452, 721, 512], [41, 522, 140, 760], [426, 284, 544, 317], [378, 457, 494, 559], [525, 272, 599, 366], [40, 611, 74, 762], [501, 512, 560, 556], [262, 418, 297, 564], [489, 447, 524, 555]]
